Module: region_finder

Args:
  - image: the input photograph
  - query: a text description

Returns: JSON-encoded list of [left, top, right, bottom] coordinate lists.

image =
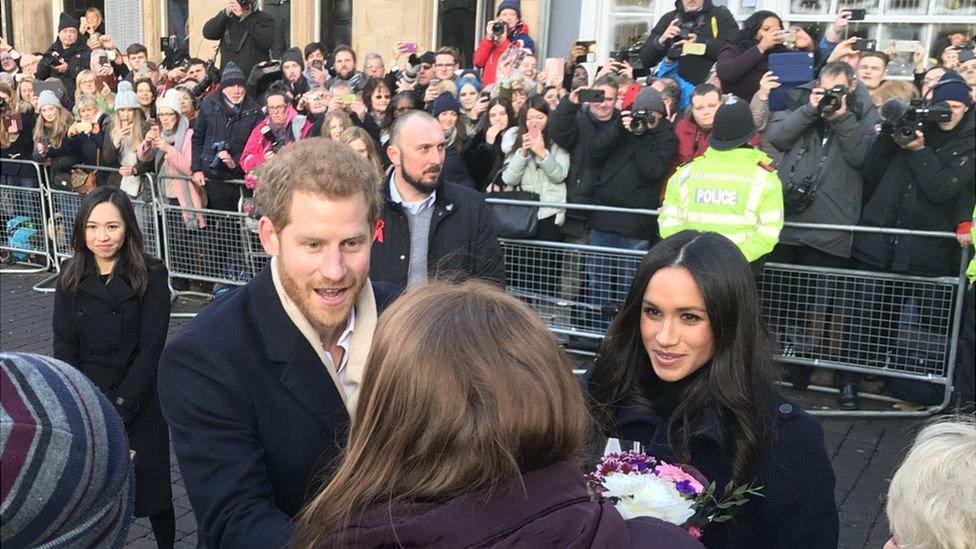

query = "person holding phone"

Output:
[[472, 0, 536, 86], [32, 90, 90, 190], [499, 95, 570, 295], [100, 81, 152, 191], [456, 72, 488, 135], [429, 92, 475, 188], [640, 0, 739, 86], [466, 97, 517, 190], [716, 10, 788, 101]]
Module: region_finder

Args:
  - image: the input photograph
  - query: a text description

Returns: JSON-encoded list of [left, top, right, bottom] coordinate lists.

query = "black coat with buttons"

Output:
[[369, 176, 505, 290], [53, 258, 173, 516], [599, 398, 839, 549]]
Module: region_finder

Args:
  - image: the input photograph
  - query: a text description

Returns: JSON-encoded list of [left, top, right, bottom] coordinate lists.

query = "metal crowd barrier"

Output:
[[0, 159, 52, 273], [31, 165, 160, 293], [483, 197, 971, 418]]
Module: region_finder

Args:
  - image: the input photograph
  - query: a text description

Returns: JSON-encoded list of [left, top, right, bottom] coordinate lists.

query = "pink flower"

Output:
[[654, 462, 705, 494], [687, 526, 703, 539]]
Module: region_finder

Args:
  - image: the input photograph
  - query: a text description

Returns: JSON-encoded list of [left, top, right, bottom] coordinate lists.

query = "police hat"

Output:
[[708, 95, 757, 151]]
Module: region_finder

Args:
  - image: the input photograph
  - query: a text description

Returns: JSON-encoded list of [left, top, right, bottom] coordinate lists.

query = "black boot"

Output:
[[838, 383, 859, 411]]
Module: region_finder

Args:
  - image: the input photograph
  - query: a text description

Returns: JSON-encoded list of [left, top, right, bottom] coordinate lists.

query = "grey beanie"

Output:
[[1, 352, 134, 549], [114, 80, 140, 110], [633, 86, 666, 115], [36, 90, 62, 110]]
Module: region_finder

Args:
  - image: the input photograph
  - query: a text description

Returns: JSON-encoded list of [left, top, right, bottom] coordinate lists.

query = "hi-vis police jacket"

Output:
[[659, 146, 784, 262]]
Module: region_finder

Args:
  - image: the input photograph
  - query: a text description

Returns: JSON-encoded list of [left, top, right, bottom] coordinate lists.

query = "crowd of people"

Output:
[[1, 1, 975, 548]]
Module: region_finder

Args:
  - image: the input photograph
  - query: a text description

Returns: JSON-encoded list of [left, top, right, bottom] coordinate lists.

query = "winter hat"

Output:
[[709, 95, 757, 150], [419, 51, 437, 66], [633, 86, 666, 115], [497, 0, 521, 17], [281, 47, 304, 69], [0, 352, 134, 549], [156, 88, 182, 115], [220, 61, 247, 87], [57, 12, 79, 32], [36, 89, 62, 109], [114, 80, 139, 110], [430, 92, 461, 117], [930, 70, 974, 107]]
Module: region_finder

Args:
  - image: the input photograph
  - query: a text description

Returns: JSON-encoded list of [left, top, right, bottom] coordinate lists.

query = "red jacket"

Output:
[[240, 107, 313, 178], [660, 115, 762, 199], [473, 22, 535, 86]]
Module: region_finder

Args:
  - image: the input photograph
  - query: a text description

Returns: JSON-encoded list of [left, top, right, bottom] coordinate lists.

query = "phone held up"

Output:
[[578, 89, 605, 103]]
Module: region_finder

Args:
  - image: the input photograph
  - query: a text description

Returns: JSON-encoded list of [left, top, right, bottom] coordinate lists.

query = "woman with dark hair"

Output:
[[585, 231, 838, 549], [429, 91, 475, 188], [52, 186, 175, 549], [380, 91, 420, 145], [293, 281, 704, 549], [716, 11, 788, 101], [465, 96, 517, 190], [134, 77, 157, 121], [362, 76, 392, 128]]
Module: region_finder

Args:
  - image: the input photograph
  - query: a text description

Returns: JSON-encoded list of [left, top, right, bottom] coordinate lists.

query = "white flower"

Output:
[[602, 472, 696, 525]]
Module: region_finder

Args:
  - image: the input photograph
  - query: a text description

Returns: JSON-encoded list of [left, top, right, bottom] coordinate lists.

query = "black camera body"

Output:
[[491, 21, 506, 37], [818, 85, 848, 116], [237, 0, 255, 10], [783, 174, 818, 214], [609, 47, 645, 70], [190, 59, 221, 98], [630, 110, 654, 136], [882, 98, 953, 146], [209, 141, 231, 170], [676, 20, 698, 42], [260, 125, 284, 153]]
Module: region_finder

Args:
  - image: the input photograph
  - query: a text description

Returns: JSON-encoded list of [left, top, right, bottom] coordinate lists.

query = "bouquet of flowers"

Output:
[[587, 450, 764, 540]]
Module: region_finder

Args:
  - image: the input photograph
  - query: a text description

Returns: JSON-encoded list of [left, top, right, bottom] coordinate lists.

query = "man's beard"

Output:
[[399, 163, 441, 196], [278, 255, 365, 341]]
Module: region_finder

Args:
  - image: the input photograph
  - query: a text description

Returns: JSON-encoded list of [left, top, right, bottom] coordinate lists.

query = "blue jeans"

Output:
[[585, 228, 650, 333], [168, 1, 189, 45]]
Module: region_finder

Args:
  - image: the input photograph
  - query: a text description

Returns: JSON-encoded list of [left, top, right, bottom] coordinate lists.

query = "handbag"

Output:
[[69, 149, 99, 195], [489, 180, 540, 239]]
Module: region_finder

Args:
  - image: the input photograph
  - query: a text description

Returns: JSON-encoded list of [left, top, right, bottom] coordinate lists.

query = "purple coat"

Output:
[[320, 461, 704, 548]]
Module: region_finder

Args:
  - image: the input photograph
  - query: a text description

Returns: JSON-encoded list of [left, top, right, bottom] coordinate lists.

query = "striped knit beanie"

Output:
[[1, 352, 134, 549]]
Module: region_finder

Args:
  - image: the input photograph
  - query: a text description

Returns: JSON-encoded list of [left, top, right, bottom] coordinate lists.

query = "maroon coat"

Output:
[[319, 461, 704, 548]]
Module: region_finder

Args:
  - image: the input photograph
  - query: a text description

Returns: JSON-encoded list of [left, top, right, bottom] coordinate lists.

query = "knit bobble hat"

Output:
[[114, 80, 140, 110], [281, 47, 304, 69], [430, 92, 461, 117], [57, 12, 79, 32], [0, 352, 134, 549], [220, 61, 247, 87], [497, 0, 521, 17], [36, 90, 62, 109], [456, 72, 483, 94], [930, 70, 974, 107], [156, 88, 182, 115]]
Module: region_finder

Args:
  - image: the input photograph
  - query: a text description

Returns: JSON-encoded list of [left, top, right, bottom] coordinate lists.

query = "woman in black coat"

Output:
[[53, 186, 175, 548], [716, 11, 789, 101], [585, 231, 839, 549]]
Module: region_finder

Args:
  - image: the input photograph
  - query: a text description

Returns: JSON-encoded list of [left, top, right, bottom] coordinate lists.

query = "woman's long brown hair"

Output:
[[292, 281, 589, 548]]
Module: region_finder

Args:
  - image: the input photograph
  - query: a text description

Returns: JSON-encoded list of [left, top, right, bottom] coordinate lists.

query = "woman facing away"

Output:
[[293, 281, 704, 549], [585, 230, 839, 549]]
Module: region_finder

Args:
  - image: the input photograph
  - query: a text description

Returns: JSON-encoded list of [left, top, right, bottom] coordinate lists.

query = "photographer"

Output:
[[843, 72, 975, 409], [279, 47, 310, 102], [472, 0, 536, 86], [190, 62, 263, 212], [765, 62, 880, 407], [202, 0, 274, 77], [586, 87, 677, 331], [36, 13, 92, 98], [240, 89, 312, 176], [640, 0, 738, 86]]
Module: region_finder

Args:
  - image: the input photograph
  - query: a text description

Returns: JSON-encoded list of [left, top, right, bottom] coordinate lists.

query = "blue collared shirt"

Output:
[[388, 173, 437, 216]]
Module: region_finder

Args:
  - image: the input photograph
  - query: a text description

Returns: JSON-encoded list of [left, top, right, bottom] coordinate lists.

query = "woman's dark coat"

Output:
[[1, 111, 38, 180], [320, 461, 705, 548], [852, 111, 975, 277], [53, 259, 173, 516], [595, 395, 838, 549]]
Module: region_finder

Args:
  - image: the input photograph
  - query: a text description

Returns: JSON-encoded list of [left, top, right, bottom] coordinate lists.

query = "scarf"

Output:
[[154, 115, 189, 174], [444, 127, 458, 149]]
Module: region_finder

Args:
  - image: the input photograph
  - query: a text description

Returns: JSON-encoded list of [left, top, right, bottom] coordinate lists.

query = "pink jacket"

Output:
[[138, 128, 207, 228], [240, 108, 313, 177]]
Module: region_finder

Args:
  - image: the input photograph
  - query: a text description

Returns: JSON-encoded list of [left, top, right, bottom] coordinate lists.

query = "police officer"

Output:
[[659, 95, 784, 269]]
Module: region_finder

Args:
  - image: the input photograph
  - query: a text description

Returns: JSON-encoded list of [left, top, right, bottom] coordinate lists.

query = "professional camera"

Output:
[[783, 174, 818, 214], [608, 46, 645, 71], [237, 0, 254, 10], [260, 125, 284, 153], [676, 20, 697, 42], [881, 97, 952, 146], [818, 85, 849, 116], [190, 58, 221, 98], [629, 110, 655, 136], [209, 141, 231, 170], [491, 21, 506, 37]]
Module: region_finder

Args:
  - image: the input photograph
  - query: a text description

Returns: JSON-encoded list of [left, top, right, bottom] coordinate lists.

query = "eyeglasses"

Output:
[[267, 105, 288, 112], [434, 63, 455, 68]]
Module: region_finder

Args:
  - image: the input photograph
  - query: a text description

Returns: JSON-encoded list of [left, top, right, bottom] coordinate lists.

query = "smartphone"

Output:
[[480, 90, 491, 100], [894, 40, 920, 53], [402, 42, 417, 53], [341, 94, 357, 105], [578, 88, 606, 103], [99, 55, 110, 66], [853, 38, 877, 51], [847, 8, 866, 20], [575, 40, 596, 64], [682, 42, 706, 56], [311, 59, 324, 70], [786, 27, 798, 47]]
